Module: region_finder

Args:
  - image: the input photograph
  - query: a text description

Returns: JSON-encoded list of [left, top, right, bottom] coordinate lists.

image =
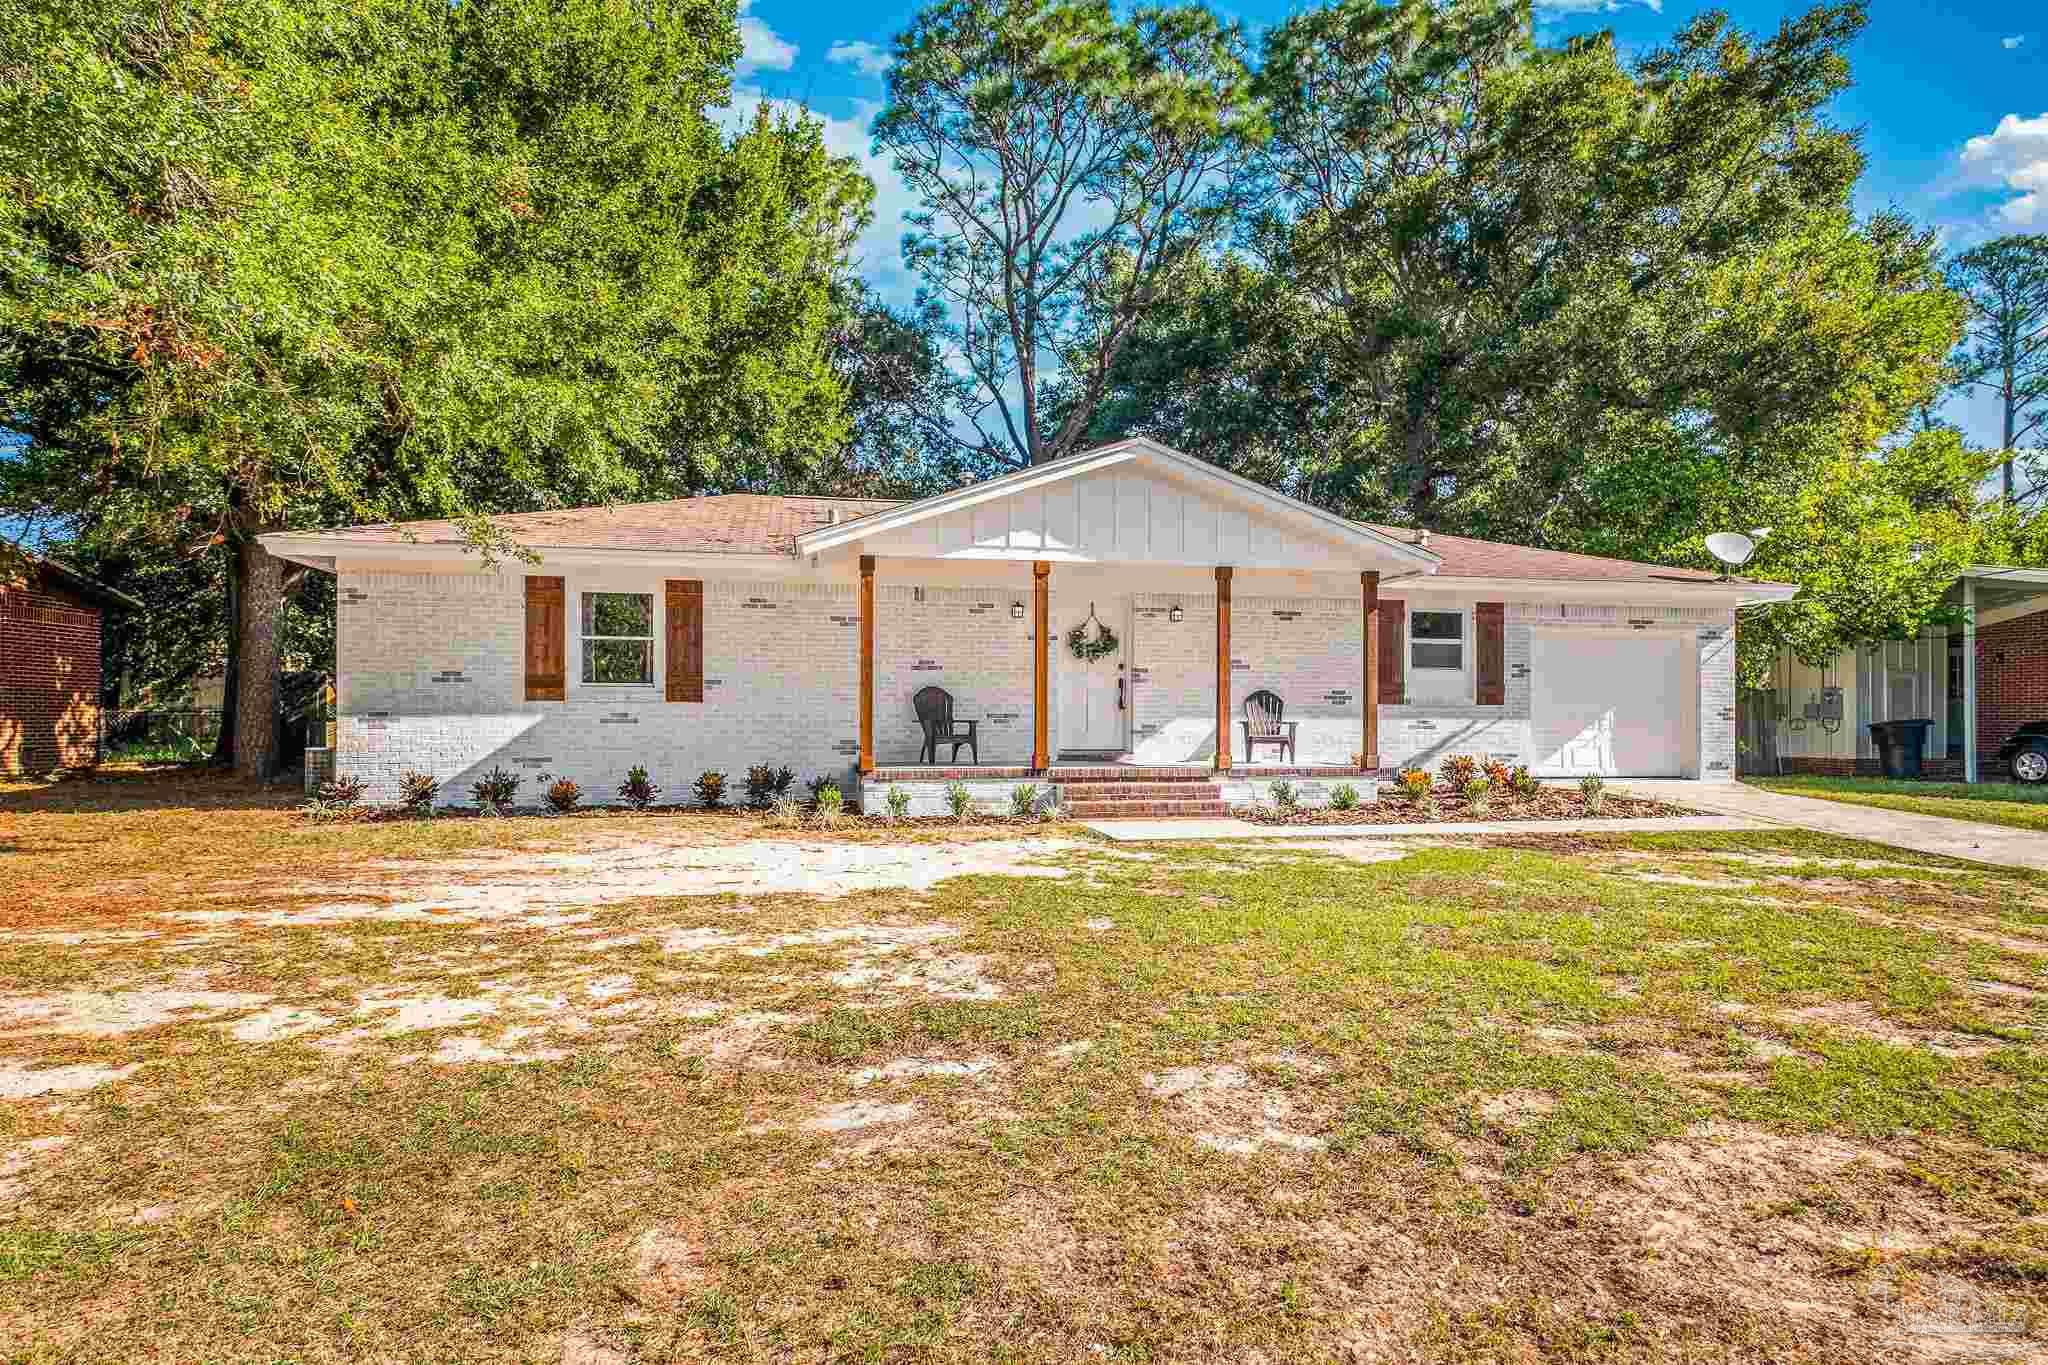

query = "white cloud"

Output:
[[737, 0, 797, 77], [2003, 35, 2024, 50], [827, 40, 892, 78], [1961, 112, 2048, 228]]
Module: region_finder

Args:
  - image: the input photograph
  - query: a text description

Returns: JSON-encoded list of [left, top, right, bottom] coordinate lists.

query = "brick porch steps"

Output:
[[1062, 798, 1231, 818], [1054, 782, 1225, 801]]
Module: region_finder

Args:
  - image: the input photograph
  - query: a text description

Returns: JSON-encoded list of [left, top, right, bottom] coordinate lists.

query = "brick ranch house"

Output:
[[261, 438, 1796, 815], [1747, 566, 2048, 782], [1, 555, 141, 776]]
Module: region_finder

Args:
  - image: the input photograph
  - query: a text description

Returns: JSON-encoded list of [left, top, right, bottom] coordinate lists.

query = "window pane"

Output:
[[1411, 641, 1463, 671], [1411, 610, 1463, 642], [582, 592, 652, 638], [583, 638, 653, 684]]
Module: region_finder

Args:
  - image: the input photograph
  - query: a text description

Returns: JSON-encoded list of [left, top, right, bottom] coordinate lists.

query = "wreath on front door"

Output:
[[1067, 605, 1119, 662]]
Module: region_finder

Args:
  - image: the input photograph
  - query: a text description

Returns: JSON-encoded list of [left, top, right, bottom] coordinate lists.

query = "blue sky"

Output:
[[729, 0, 2047, 447]]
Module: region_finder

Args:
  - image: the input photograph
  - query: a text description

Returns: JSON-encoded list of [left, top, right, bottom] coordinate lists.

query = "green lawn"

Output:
[[1751, 774, 2048, 834], [5, 775, 2048, 1361]]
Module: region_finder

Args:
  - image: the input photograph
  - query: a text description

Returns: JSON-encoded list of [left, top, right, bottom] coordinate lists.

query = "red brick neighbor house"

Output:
[[0, 555, 141, 776], [1747, 566, 2048, 781]]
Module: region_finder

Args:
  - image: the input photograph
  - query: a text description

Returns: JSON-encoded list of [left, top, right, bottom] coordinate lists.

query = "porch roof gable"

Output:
[[794, 437, 1442, 572]]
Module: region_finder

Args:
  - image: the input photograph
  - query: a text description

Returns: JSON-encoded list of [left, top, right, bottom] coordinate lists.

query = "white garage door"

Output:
[[1531, 632, 1688, 777]]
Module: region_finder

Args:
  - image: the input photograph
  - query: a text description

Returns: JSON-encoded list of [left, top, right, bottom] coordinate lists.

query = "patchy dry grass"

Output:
[[3, 771, 2047, 1360]]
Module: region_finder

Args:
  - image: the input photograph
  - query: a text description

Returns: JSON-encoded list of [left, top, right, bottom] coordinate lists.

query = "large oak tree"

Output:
[[1, 0, 867, 776]]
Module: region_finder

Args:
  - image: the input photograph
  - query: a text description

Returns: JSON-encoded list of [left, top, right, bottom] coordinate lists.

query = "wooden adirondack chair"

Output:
[[1239, 689, 1298, 764]]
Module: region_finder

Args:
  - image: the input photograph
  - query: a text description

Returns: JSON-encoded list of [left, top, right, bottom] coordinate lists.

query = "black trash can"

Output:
[[1868, 718, 1935, 779]]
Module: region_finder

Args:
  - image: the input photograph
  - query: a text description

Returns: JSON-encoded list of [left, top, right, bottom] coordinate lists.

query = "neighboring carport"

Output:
[[1951, 566, 2048, 782]]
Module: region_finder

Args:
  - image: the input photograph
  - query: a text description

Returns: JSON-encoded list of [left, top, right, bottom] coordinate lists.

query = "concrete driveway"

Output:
[[1617, 779, 2048, 872]]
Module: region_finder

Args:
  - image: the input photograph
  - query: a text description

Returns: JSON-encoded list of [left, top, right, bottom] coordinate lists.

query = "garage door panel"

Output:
[[1531, 633, 1686, 777]]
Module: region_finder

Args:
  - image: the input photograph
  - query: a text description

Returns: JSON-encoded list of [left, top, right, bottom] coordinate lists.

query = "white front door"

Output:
[[1058, 605, 1124, 754], [1530, 631, 1688, 776]]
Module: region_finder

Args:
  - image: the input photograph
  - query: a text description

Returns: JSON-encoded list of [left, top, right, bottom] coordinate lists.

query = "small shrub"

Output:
[[298, 793, 358, 823], [398, 770, 439, 815], [743, 764, 784, 808], [1463, 777, 1492, 817], [1439, 754, 1478, 787], [812, 783, 844, 828], [1511, 765, 1541, 799], [1269, 779, 1298, 811], [1415, 792, 1439, 819], [770, 795, 802, 826], [884, 785, 912, 824], [945, 781, 973, 821], [471, 765, 519, 815], [617, 765, 661, 811], [1009, 783, 1040, 817], [805, 774, 839, 807], [1329, 782, 1359, 811], [1579, 773, 1607, 815], [693, 770, 728, 809], [1396, 768, 1432, 801], [769, 765, 797, 799], [543, 776, 581, 814], [315, 774, 366, 808], [1481, 759, 1513, 789]]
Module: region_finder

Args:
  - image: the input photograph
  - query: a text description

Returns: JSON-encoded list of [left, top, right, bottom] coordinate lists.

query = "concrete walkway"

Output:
[[1079, 814, 1768, 842], [1615, 779, 2048, 873]]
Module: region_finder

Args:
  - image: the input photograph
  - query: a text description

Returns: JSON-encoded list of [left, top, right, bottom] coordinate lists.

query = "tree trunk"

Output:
[[232, 531, 287, 781]]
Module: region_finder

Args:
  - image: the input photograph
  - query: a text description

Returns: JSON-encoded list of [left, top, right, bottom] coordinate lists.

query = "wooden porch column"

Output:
[[1032, 560, 1050, 771], [1215, 566, 1233, 771], [858, 555, 876, 775], [1361, 570, 1380, 771]]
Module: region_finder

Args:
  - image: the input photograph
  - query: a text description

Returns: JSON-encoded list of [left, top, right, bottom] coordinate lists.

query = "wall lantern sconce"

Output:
[[1011, 601, 1026, 620], [1169, 603, 1184, 623]]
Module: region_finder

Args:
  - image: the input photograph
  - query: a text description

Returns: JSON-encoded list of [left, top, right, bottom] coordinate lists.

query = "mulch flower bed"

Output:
[[1234, 789, 1688, 824], [303, 803, 1059, 828]]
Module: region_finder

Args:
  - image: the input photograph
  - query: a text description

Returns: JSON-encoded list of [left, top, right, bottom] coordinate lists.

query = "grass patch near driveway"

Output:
[[4, 775, 2048, 1360], [1751, 774, 2048, 834]]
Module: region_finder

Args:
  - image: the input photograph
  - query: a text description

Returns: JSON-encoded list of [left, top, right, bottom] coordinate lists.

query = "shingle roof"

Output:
[[1361, 526, 1728, 585], [298, 495, 903, 557], [294, 494, 1757, 586]]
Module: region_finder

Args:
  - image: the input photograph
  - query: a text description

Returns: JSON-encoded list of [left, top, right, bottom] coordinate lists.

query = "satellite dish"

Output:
[[1705, 531, 1756, 578]]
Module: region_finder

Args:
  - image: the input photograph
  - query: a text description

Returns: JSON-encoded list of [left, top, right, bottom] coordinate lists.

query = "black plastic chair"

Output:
[[914, 686, 979, 765], [1239, 689, 1298, 764]]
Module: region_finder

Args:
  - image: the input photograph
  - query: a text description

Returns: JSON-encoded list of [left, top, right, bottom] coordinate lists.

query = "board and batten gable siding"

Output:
[[334, 569, 859, 805], [856, 464, 1363, 570]]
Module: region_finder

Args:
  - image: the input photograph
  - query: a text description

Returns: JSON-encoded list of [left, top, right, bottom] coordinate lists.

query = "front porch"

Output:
[[852, 559, 1399, 782]]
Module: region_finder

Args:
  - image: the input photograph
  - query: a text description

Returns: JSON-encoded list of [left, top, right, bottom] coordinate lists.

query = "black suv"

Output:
[[1997, 723, 2048, 783]]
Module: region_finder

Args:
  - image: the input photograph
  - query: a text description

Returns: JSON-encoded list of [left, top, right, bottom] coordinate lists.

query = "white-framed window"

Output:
[[581, 591, 654, 685], [1410, 608, 1465, 672]]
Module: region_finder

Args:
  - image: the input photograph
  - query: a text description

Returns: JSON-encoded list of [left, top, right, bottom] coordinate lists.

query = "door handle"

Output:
[[1117, 675, 1126, 711]]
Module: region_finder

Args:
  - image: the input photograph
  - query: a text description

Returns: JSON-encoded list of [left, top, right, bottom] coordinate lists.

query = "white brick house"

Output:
[[263, 438, 1792, 812]]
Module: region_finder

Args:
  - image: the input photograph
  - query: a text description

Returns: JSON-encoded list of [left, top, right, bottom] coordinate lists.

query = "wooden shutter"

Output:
[[666, 579, 703, 702], [524, 576, 565, 701], [1475, 601, 1505, 705], [1378, 597, 1405, 705]]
